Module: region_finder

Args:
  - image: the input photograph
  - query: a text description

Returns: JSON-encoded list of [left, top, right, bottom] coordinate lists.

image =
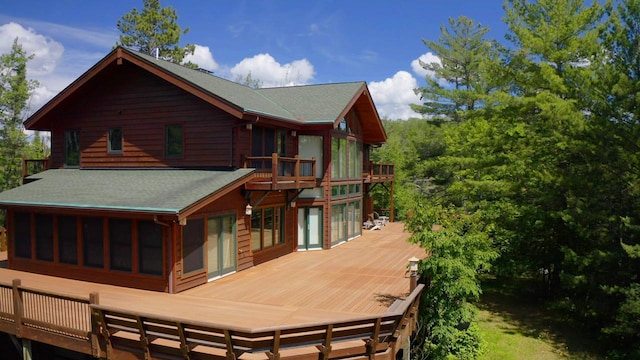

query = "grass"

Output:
[[476, 277, 603, 360]]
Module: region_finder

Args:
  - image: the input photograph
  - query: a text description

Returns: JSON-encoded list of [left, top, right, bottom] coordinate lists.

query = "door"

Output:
[[297, 207, 323, 250], [207, 215, 236, 279]]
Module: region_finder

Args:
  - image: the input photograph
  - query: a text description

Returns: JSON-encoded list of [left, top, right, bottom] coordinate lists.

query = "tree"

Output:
[[0, 38, 38, 192], [412, 16, 502, 122], [117, 0, 195, 65]]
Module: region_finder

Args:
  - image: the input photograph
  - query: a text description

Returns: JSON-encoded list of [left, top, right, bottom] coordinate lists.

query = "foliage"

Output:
[[412, 16, 502, 123], [117, 0, 195, 66], [407, 204, 496, 360], [0, 39, 38, 192]]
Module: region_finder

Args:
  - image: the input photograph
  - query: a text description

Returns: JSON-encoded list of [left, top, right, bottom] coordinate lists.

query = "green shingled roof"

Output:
[[0, 169, 254, 215], [130, 49, 365, 124]]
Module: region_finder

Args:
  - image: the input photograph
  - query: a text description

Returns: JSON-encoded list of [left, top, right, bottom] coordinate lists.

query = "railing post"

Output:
[[89, 292, 101, 358], [12, 279, 23, 337], [271, 153, 278, 190], [294, 155, 300, 187], [311, 157, 317, 179]]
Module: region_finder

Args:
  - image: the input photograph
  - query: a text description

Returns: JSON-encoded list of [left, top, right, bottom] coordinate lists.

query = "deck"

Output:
[[1, 222, 425, 359]]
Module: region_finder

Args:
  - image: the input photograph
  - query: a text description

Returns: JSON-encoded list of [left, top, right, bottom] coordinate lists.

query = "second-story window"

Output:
[[108, 127, 123, 153], [165, 124, 183, 157], [65, 130, 80, 167]]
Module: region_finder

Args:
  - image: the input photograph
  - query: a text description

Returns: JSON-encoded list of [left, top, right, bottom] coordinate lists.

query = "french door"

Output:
[[207, 214, 236, 279], [297, 207, 323, 250]]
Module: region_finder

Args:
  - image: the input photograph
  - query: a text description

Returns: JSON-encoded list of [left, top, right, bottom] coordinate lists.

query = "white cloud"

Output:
[[411, 52, 441, 79], [0, 22, 64, 77], [230, 53, 314, 87], [369, 71, 422, 120], [183, 44, 219, 72]]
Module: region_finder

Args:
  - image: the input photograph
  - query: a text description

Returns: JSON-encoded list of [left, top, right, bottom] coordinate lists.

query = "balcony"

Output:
[[244, 153, 317, 191], [363, 162, 395, 183], [22, 158, 49, 184]]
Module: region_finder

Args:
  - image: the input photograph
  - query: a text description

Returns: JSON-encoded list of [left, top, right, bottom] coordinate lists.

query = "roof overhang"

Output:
[[0, 169, 255, 222]]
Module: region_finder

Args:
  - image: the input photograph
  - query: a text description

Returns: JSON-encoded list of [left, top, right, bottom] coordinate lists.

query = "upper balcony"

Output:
[[363, 162, 395, 183], [243, 153, 317, 191], [22, 158, 49, 184]]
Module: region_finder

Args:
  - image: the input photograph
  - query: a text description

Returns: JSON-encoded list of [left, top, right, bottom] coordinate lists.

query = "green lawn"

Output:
[[476, 279, 602, 360]]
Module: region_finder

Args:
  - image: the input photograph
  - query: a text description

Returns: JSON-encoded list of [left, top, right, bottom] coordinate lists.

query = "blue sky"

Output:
[[0, 0, 508, 120]]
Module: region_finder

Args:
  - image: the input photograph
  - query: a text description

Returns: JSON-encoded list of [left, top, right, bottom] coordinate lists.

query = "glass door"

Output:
[[207, 214, 236, 279], [297, 207, 323, 250]]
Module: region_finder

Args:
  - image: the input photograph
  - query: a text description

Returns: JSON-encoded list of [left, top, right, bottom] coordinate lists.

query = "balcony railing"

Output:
[[244, 153, 316, 190], [22, 158, 49, 183], [1, 276, 423, 360], [363, 162, 395, 183]]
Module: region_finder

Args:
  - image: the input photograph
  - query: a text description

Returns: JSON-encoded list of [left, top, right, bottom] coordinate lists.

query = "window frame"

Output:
[[108, 127, 123, 154], [64, 129, 80, 168], [165, 124, 184, 158]]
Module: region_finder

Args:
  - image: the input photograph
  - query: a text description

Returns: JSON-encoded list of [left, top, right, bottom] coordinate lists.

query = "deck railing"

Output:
[[0, 279, 99, 356], [22, 158, 49, 182], [244, 153, 316, 190], [363, 162, 395, 182], [0, 277, 423, 360]]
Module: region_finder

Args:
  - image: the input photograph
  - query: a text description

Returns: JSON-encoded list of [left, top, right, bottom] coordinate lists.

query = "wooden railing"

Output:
[[0, 277, 423, 360], [0, 279, 99, 356], [364, 162, 395, 183], [22, 158, 49, 182], [244, 153, 316, 190]]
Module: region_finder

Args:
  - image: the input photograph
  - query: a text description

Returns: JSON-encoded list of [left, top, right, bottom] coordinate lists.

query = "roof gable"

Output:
[[25, 47, 386, 143]]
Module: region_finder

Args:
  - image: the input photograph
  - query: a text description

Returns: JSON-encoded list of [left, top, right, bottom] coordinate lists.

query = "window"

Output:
[[65, 130, 80, 167], [108, 127, 123, 153], [58, 215, 78, 265], [331, 204, 347, 246], [109, 219, 132, 272], [165, 124, 183, 157], [35, 214, 54, 262], [331, 138, 347, 179], [82, 217, 104, 268], [182, 218, 204, 275], [299, 135, 323, 179], [138, 221, 164, 276], [14, 212, 31, 259], [251, 207, 284, 252]]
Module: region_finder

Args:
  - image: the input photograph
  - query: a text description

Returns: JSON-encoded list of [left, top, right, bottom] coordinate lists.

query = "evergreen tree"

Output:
[[117, 0, 195, 66], [0, 38, 38, 191]]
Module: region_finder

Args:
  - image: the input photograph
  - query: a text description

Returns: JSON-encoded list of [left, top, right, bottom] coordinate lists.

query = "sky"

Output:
[[0, 0, 508, 120]]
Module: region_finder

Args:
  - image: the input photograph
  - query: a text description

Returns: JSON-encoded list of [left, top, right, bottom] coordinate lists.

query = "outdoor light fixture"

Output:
[[408, 256, 420, 274], [245, 203, 253, 216], [291, 130, 297, 137], [246, 123, 253, 130]]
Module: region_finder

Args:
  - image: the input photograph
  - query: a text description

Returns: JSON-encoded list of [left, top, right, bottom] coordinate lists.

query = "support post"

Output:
[[12, 279, 23, 337], [89, 292, 101, 358]]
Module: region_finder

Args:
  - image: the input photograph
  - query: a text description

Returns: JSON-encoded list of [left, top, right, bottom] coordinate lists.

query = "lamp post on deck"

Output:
[[408, 256, 420, 291]]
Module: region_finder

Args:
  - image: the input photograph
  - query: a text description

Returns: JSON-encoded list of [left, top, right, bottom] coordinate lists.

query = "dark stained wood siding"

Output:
[[48, 61, 242, 169]]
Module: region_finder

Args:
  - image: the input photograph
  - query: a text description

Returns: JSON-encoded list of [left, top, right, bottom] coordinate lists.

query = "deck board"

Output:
[[0, 222, 425, 328]]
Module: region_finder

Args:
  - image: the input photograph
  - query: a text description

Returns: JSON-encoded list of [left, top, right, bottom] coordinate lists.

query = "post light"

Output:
[[408, 256, 420, 274], [408, 256, 420, 292], [245, 203, 253, 216]]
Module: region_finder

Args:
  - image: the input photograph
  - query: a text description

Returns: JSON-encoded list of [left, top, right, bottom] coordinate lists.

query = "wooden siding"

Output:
[[48, 62, 242, 169]]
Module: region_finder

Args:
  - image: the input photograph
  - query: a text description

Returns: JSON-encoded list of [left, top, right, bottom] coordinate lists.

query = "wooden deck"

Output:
[[1, 222, 423, 327], [0, 222, 425, 359]]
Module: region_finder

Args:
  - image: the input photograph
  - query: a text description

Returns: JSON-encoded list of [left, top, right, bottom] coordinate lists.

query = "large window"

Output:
[[251, 207, 284, 252], [165, 124, 183, 157], [108, 127, 123, 153], [331, 138, 347, 179], [65, 130, 80, 167], [109, 219, 132, 272], [82, 217, 104, 268], [299, 135, 323, 179], [35, 214, 53, 262], [14, 212, 31, 259], [182, 218, 204, 275], [138, 221, 164, 276], [331, 204, 346, 246], [58, 215, 78, 264]]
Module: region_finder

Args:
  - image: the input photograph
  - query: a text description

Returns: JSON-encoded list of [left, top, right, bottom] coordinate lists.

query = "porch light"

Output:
[[246, 123, 253, 130], [245, 203, 253, 216], [291, 130, 296, 137], [408, 256, 420, 274], [290, 201, 296, 208]]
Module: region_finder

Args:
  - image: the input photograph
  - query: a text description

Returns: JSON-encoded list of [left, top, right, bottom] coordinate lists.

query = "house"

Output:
[[0, 46, 395, 294]]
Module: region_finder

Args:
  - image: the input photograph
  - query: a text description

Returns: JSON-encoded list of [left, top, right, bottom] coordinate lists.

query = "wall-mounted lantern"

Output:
[[245, 203, 253, 216]]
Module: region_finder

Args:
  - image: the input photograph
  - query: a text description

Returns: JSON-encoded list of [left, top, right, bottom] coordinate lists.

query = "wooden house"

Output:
[[0, 46, 395, 294]]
